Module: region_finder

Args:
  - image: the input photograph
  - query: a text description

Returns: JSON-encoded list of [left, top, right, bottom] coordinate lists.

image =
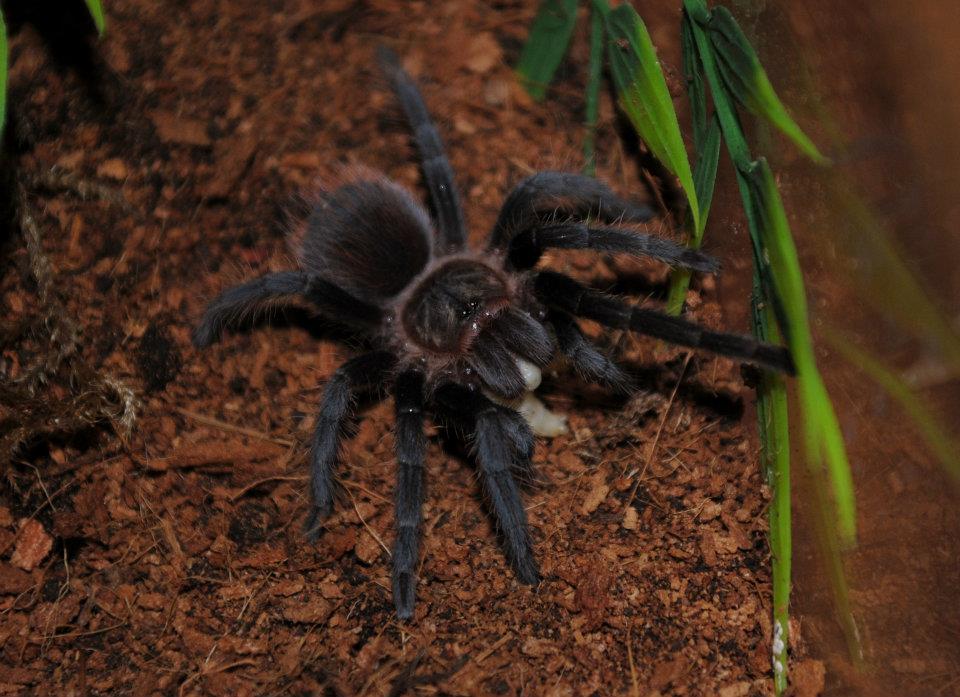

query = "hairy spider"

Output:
[[193, 47, 794, 619]]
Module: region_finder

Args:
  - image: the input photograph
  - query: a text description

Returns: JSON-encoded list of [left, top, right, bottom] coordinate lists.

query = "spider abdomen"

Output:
[[297, 175, 434, 304]]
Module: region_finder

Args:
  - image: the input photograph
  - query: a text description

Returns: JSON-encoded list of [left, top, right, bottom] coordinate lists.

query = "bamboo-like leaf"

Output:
[[84, 0, 107, 36], [693, 116, 721, 225], [583, 6, 604, 176], [602, 2, 701, 232], [753, 286, 791, 695], [683, 0, 862, 680], [744, 158, 856, 547], [665, 12, 721, 315], [682, 12, 708, 154], [516, 0, 579, 102], [684, 11, 722, 234], [0, 10, 7, 137], [705, 7, 828, 164]]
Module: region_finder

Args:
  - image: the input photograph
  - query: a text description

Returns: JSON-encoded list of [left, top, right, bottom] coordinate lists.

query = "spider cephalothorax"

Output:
[[194, 47, 794, 619]]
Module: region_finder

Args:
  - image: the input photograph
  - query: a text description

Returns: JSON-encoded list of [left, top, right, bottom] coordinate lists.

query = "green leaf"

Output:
[[682, 11, 707, 154], [683, 7, 721, 241], [744, 158, 856, 547], [752, 285, 791, 695], [0, 10, 7, 137], [516, 0, 579, 102], [85, 0, 107, 36], [583, 5, 604, 176], [682, 10, 722, 236], [603, 3, 701, 232], [705, 7, 828, 164], [665, 13, 720, 315]]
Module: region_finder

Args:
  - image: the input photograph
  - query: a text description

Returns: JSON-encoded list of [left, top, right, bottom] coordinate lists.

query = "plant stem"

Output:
[[583, 6, 604, 176]]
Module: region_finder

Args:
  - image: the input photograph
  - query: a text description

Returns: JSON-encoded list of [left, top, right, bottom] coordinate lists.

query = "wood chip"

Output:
[[149, 110, 211, 146], [281, 597, 332, 624], [580, 474, 610, 515], [10, 519, 52, 572]]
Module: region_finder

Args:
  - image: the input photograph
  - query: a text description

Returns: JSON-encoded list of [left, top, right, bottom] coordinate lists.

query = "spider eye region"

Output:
[[402, 260, 509, 353]]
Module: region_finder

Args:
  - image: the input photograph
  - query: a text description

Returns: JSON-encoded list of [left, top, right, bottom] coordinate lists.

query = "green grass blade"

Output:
[[602, 2, 701, 233], [823, 328, 960, 482], [706, 7, 828, 164], [744, 158, 856, 546], [683, 0, 862, 675], [665, 12, 721, 314], [753, 287, 791, 695], [0, 10, 6, 137], [583, 6, 604, 176], [683, 10, 722, 239], [84, 0, 107, 36], [516, 0, 579, 102], [683, 11, 708, 156], [693, 116, 721, 226]]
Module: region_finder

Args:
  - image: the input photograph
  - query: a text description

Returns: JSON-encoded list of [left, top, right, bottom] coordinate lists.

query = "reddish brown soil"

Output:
[[0, 1, 791, 694]]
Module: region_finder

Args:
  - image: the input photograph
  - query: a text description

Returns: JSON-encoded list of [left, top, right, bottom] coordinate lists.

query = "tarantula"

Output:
[[193, 48, 794, 619]]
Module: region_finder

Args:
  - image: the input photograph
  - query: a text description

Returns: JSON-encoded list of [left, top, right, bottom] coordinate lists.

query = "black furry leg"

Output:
[[193, 271, 382, 347], [392, 370, 426, 619], [378, 46, 466, 252], [469, 330, 527, 399], [550, 311, 631, 390], [489, 307, 556, 368], [535, 271, 795, 374], [434, 384, 540, 584], [304, 351, 397, 539], [507, 222, 719, 273], [489, 171, 655, 250]]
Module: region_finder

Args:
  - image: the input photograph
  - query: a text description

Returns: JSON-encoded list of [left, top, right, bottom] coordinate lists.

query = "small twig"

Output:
[[175, 407, 294, 446], [45, 620, 128, 641], [230, 475, 305, 501], [627, 625, 640, 697], [345, 487, 391, 559], [474, 632, 512, 665], [625, 352, 691, 511]]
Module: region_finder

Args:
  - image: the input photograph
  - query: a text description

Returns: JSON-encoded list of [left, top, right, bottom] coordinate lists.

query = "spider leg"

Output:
[[535, 271, 796, 374], [507, 222, 719, 273], [304, 351, 397, 539], [488, 171, 655, 250], [392, 369, 427, 619], [469, 330, 528, 399], [549, 311, 631, 390], [378, 46, 466, 252], [193, 271, 382, 347], [434, 384, 540, 584], [489, 307, 555, 367]]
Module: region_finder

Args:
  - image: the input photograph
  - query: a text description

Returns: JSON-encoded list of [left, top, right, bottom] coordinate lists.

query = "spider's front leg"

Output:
[[489, 171, 655, 250], [304, 351, 397, 538], [392, 369, 427, 619], [488, 171, 718, 273], [535, 271, 795, 374], [435, 384, 540, 585]]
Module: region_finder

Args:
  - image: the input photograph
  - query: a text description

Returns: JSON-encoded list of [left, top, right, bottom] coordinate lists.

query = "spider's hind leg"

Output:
[[304, 351, 397, 539]]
